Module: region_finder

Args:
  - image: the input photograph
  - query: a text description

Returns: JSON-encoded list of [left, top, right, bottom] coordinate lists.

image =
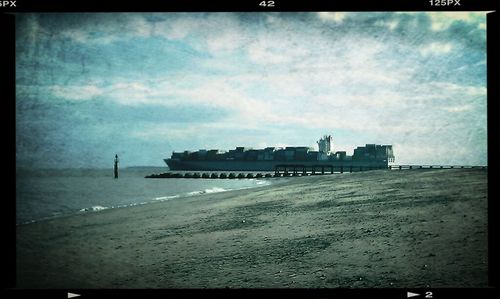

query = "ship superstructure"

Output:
[[164, 135, 394, 171]]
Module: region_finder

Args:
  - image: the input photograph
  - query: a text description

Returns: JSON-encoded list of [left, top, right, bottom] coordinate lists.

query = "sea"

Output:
[[16, 167, 273, 225]]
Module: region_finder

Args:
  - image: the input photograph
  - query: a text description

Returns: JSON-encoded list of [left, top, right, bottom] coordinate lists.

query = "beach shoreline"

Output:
[[16, 178, 276, 226], [15, 168, 275, 226], [16, 169, 488, 289]]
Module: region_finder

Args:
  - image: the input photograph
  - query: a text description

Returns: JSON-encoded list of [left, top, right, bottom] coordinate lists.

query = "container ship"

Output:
[[164, 135, 394, 171]]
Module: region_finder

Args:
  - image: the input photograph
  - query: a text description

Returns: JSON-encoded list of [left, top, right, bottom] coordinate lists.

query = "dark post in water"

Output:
[[114, 154, 119, 179]]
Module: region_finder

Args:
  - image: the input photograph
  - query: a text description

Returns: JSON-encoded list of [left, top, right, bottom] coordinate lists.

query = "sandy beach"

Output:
[[16, 168, 488, 289]]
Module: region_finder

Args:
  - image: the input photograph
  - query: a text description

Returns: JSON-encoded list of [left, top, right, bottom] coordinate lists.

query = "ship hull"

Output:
[[165, 159, 389, 171]]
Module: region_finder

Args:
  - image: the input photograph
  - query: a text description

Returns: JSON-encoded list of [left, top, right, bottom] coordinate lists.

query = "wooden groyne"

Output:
[[146, 172, 275, 179], [145, 165, 487, 179]]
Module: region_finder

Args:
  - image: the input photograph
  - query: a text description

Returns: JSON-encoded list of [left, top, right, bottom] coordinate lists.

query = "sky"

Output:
[[15, 12, 488, 168]]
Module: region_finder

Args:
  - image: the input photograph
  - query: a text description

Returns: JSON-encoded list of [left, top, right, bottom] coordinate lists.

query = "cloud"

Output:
[[317, 12, 347, 23], [374, 19, 399, 31], [50, 85, 103, 100], [443, 105, 474, 113], [427, 12, 486, 31], [419, 42, 453, 56], [130, 123, 225, 140], [45, 76, 273, 127], [393, 133, 487, 165], [247, 43, 294, 64], [429, 82, 486, 97], [53, 14, 149, 44], [106, 82, 158, 105]]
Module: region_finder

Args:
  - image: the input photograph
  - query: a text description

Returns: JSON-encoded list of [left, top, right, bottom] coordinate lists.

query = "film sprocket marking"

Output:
[[0, 1, 16, 7]]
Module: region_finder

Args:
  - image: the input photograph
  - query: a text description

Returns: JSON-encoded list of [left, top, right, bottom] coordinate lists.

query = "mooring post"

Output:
[[114, 154, 119, 179]]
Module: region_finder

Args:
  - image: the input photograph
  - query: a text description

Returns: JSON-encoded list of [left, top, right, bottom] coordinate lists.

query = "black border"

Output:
[[0, 0, 497, 12], [4, 288, 500, 298], [4, 0, 499, 298], [2, 10, 16, 292], [486, 9, 498, 292]]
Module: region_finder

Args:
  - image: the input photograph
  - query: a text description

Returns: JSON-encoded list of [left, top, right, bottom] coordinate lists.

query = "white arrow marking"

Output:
[[68, 293, 81, 298], [407, 291, 420, 298]]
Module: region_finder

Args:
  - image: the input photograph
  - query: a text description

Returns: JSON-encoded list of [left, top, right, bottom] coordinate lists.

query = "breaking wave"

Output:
[[79, 205, 110, 212], [186, 187, 228, 196]]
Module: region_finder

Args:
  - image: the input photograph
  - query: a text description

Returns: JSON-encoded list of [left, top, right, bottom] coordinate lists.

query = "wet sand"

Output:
[[16, 169, 488, 288]]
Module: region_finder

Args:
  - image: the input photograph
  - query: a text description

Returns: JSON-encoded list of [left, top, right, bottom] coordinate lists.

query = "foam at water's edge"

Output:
[[79, 205, 109, 212], [154, 195, 181, 201]]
